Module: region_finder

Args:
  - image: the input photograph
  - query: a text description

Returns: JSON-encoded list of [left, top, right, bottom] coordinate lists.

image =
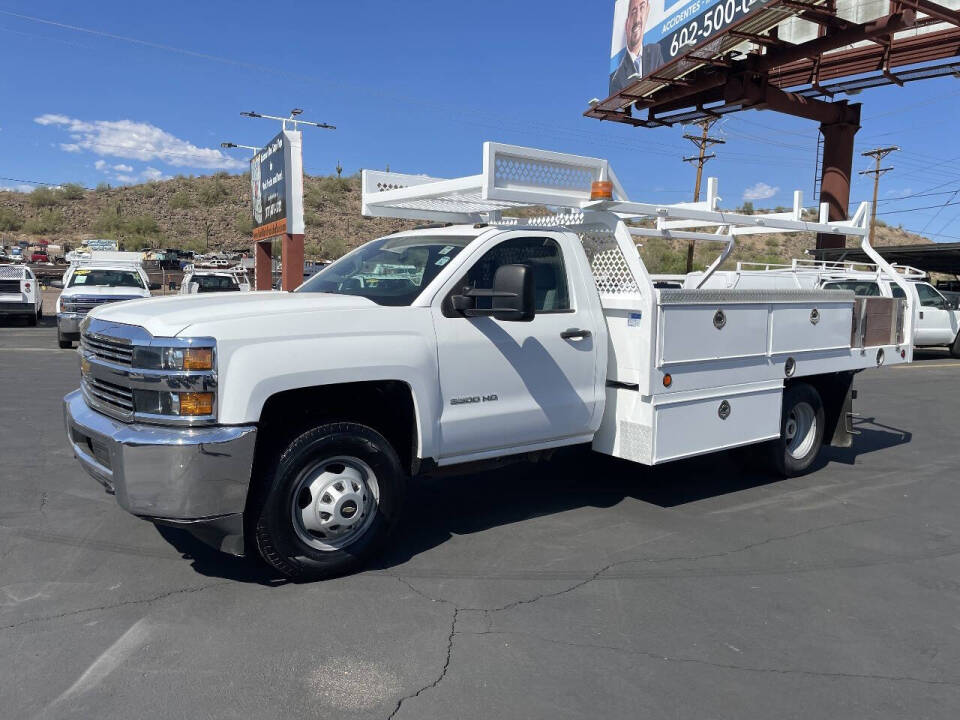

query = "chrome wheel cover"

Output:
[[291, 456, 380, 551]]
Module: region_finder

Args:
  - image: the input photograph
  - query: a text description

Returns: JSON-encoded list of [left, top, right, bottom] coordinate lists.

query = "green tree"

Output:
[[739, 201, 755, 215]]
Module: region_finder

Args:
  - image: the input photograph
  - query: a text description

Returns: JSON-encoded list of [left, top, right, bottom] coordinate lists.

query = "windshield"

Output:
[[296, 235, 472, 306], [68, 268, 145, 289]]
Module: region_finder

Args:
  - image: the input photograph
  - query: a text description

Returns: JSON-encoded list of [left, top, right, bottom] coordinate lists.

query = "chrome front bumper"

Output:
[[57, 313, 83, 336], [63, 390, 257, 554]]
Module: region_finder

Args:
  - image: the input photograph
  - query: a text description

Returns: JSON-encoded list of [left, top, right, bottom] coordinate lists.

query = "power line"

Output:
[[681, 119, 725, 272]]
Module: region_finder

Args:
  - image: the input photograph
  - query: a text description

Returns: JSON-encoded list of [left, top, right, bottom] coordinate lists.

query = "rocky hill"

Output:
[[0, 173, 932, 268]]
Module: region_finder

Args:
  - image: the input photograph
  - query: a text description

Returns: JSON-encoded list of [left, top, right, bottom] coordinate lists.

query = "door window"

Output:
[[916, 283, 947, 308], [890, 285, 906, 299], [450, 236, 570, 313]]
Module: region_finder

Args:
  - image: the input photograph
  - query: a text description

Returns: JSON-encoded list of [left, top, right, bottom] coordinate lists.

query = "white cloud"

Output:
[[743, 182, 779, 202], [113, 163, 134, 173], [34, 113, 244, 170], [141, 167, 165, 181], [94, 159, 107, 170]]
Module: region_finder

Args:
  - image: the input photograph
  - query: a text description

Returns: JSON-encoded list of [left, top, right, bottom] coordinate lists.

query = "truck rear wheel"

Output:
[[950, 332, 960, 359], [253, 422, 406, 581], [769, 383, 825, 477], [57, 332, 72, 349]]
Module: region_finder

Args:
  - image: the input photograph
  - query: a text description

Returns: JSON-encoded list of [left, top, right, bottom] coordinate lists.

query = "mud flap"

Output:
[[827, 374, 856, 449]]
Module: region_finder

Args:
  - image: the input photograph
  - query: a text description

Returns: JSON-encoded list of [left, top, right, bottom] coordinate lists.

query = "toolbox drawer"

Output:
[[653, 383, 782, 463]]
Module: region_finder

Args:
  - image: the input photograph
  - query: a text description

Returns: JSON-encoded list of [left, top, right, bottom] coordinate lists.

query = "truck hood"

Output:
[[61, 286, 151, 299], [88, 291, 379, 337]]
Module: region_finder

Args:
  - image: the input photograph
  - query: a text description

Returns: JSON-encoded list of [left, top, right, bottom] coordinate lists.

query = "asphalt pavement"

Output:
[[2, 320, 960, 719]]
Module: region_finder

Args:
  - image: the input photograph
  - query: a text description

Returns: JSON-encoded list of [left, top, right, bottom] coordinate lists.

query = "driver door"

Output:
[[430, 232, 601, 461]]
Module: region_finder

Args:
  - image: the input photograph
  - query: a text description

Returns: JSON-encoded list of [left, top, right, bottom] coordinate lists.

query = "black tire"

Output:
[[253, 422, 406, 581], [27, 311, 37, 327], [57, 332, 72, 349], [950, 333, 960, 359], [768, 383, 825, 478], [37, 303, 43, 321]]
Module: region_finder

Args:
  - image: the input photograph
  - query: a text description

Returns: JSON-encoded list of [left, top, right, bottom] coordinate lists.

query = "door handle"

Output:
[[560, 328, 591, 340]]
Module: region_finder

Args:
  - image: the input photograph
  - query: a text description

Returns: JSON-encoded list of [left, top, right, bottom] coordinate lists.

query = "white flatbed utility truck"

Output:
[[63, 144, 915, 580], [0, 264, 43, 325]]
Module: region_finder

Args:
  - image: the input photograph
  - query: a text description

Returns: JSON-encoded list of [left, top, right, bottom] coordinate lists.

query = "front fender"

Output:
[[205, 310, 441, 460]]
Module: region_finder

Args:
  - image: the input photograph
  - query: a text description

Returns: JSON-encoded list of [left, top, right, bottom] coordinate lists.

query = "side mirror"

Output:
[[50, 280, 63, 289], [452, 264, 535, 322], [148, 282, 162, 291]]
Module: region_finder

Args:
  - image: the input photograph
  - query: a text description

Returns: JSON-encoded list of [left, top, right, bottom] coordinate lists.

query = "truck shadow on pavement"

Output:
[[151, 417, 912, 583]]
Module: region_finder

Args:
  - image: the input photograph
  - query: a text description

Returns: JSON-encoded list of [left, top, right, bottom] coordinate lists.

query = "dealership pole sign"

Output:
[[608, 0, 775, 96], [250, 129, 305, 241]]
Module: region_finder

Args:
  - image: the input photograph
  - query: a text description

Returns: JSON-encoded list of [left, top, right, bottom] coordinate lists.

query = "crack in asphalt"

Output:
[[387, 606, 459, 720], [460, 630, 960, 688], [385, 515, 897, 717], [0, 581, 230, 631]]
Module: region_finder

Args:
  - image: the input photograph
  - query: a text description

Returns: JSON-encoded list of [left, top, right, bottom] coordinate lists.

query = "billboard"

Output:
[[609, 0, 776, 96], [250, 129, 305, 241]]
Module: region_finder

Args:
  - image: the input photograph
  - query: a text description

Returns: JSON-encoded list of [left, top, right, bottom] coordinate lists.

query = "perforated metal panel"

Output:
[[493, 155, 598, 194], [0, 265, 27, 279], [577, 225, 642, 297]]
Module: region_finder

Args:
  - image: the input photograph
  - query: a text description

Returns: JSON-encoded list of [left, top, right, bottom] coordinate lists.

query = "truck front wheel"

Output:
[[950, 332, 960, 359], [253, 422, 406, 581], [769, 383, 825, 477]]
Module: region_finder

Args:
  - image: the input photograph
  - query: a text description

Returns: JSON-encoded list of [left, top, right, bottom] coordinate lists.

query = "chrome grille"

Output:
[[63, 295, 142, 315], [83, 376, 134, 415], [81, 333, 134, 366]]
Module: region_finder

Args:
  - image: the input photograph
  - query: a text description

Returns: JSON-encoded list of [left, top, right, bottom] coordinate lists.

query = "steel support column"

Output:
[[281, 234, 305, 291], [254, 239, 272, 291], [817, 107, 861, 249]]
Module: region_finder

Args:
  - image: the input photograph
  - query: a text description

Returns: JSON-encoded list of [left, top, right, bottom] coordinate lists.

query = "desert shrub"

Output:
[[197, 178, 229, 206], [169, 191, 194, 209], [23, 209, 63, 233], [0, 207, 23, 231], [29, 187, 62, 208], [234, 212, 253, 236], [59, 183, 86, 200], [95, 182, 112, 193], [317, 176, 351, 194], [321, 236, 348, 259]]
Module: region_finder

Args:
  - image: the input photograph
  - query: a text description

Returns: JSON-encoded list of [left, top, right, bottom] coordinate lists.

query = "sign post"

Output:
[[249, 129, 305, 291]]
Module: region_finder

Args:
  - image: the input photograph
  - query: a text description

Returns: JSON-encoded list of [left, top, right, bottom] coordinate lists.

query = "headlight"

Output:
[[133, 390, 215, 417], [133, 345, 214, 370]]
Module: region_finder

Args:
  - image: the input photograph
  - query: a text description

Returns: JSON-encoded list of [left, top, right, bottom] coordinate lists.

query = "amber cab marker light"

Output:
[[182, 347, 214, 371], [179, 392, 214, 416], [591, 180, 613, 200], [663, 374, 672, 388]]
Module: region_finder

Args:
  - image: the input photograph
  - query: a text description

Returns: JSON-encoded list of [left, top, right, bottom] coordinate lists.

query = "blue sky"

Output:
[[1, 0, 959, 240]]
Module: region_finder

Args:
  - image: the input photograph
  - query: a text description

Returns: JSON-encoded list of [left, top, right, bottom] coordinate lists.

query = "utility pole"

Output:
[[682, 119, 725, 272], [859, 146, 898, 243]]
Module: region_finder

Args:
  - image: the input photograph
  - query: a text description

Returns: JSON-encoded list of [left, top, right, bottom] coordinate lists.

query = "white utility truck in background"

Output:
[[179, 264, 251, 294], [53, 251, 157, 349], [687, 259, 960, 356], [63, 143, 915, 580], [0, 264, 43, 325]]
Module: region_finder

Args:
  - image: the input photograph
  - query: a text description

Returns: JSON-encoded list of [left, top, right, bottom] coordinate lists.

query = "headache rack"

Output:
[[362, 142, 902, 293]]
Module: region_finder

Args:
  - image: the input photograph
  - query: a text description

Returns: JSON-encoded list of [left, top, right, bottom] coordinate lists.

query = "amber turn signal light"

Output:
[[663, 374, 672, 387], [182, 347, 214, 371], [179, 392, 214, 416], [590, 180, 613, 200]]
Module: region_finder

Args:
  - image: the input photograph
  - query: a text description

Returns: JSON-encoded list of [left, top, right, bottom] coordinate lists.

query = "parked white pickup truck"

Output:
[[53, 252, 156, 348], [686, 260, 960, 357], [63, 144, 915, 580], [179, 264, 251, 294], [0, 264, 43, 325]]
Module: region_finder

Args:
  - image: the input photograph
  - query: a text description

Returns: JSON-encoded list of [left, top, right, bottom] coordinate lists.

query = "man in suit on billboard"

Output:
[[609, 0, 664, 96]]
